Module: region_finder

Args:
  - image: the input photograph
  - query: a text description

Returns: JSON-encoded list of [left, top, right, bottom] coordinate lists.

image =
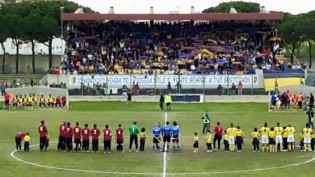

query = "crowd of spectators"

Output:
[[54, 21, 283, 75], [0, 79, 35, 96]]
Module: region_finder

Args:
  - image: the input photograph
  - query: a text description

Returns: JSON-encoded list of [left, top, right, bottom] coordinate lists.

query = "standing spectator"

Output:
[[201, 111, 211, 134], [135, 83, 140, 95], [103, 124, 112, 153], [176, 81, 181, 94], [1, 83, 5, 96], [15, 132, 26, 151], [167, 82, 172, 93], [91, 124, 100, 153], [297, 93, 303, 109], [217, 84, 223, 96], [307, 108, 314, 129], [231, 83, 236, 95], [38, 121, 48, 151], [310, 93, 314, 108], [237, 82, 243, 95], [103, 83, 108, 96], [129, 122, 140, 152], [122, 85, 128, 97], [213, 122, 223, 150], [126, 91, 132, 104], [159, 93, 165, 110]]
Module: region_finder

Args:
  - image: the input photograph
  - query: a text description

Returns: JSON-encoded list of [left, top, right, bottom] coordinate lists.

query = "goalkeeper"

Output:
[[201, 111, 211, 134]]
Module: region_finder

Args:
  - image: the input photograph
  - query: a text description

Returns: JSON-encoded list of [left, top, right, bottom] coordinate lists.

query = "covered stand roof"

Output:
[[61, 13, 284, 21]]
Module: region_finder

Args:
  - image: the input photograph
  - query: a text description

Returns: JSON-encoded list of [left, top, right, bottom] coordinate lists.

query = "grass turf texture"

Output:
[[1, 102, 314, 177]]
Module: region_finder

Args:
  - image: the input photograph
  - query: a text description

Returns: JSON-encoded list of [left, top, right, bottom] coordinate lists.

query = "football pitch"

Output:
[[1, 102, 314, 177]]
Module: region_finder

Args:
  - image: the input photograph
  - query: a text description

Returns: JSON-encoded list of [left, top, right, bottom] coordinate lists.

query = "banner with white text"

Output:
[[68, 75, 258, 88]]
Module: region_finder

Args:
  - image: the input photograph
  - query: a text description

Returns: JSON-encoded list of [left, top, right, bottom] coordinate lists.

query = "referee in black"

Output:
[[307, 107, 314, 129]]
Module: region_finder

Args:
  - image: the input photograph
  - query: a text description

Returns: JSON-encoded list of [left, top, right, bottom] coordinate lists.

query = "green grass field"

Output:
[[1, 102, 314, 177]]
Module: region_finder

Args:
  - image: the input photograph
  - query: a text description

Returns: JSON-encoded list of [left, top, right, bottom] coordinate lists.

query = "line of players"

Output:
[[55, 121, 181, 153], [37, 121, 314, 153], [220, 122, 315, 153], [12, 94, 66, 109]]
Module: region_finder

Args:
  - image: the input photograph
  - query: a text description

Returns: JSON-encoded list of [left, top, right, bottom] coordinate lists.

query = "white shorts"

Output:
[[275, 135, 283, 144], [287, 135, 295, 143], [261, 135, 269, 144], [304, 137, 311, 144], [228, 136, 235, 145]]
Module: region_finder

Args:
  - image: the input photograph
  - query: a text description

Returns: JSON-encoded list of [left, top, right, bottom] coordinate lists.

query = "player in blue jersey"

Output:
[[162, 121, 172, 152], [152, 122, 162, 152], [171, 121, 181, 153]]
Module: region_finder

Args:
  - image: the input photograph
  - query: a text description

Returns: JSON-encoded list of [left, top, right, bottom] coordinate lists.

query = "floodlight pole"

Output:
[[60, 6, 64, 62]]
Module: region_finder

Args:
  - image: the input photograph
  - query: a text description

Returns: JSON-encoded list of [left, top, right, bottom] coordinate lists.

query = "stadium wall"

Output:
[[0, 54, 60, 73], [0, 95, 269, 103]]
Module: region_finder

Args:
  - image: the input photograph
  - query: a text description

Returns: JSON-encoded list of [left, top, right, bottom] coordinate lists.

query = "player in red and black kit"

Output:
[[81, 124, 90, 152], [73, 122, 82, 152], [38, 120, 48, 151], [15, 132, 26, 151], [213, 122, 223, 150], [65, 122, 73, 152], [58, 122, 66, 151], [116, 124, 124, 152], [62, 96, 66, 108], [91, 124, 100, 153], [55, 96, 61, 108], [103, 125, 112, 153]]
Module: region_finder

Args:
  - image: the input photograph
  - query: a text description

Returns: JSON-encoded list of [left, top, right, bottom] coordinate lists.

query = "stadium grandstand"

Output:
[[1, 6, 308, 97]]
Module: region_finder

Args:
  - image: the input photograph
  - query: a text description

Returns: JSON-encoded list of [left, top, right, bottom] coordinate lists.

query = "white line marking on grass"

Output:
[[10, 141, 315, 176], [10, 142, 161, 176], [162, 112, 168, 177]]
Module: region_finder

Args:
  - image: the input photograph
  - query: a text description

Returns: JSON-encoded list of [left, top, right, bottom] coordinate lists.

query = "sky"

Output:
[[70, 0, 313, 15]]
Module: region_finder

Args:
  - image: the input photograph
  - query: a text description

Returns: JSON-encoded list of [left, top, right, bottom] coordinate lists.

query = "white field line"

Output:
[[10, 142, 161, 176], [162, 112, 168, 177], [10, 141, 315, 176]]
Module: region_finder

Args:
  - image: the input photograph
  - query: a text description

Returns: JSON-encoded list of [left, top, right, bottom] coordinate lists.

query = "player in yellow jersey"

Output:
[[206, 130, 213, 152], [302, 123, 312, 152], [251, 128, 260, 152], [235, 126, 244, 152], [285, 124, 296, 151], [193, 132, 199, 153], [32, 94, 38, 108], [12, 95, 18, 109], [27, 94, 33, 110], [282, 126, 288, 151], [260, 122, 270, 152], [139, 127, 146, 152], [226, 123, 237, 152], [274, 122, 284, 152], [223, 130, 229, 152], [268, 127, 276, 152]]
